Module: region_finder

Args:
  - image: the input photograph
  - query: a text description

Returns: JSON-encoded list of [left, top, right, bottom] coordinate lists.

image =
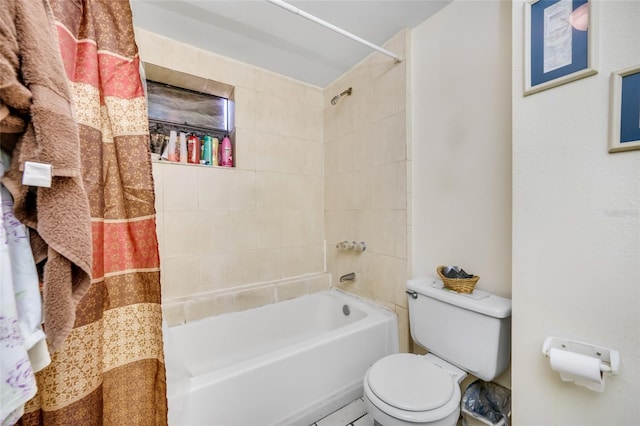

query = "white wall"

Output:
[[411, 0, 512, 387], [512, 1, 640, 424], [410, 0, 513, 298]]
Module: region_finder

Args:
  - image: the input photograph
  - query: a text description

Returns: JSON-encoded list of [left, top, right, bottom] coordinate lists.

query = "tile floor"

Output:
[[311, 397, 467, 426], [311, 397, 373, 426]]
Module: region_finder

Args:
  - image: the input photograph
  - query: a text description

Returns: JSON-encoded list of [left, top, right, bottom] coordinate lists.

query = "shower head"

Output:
[[330, 87, 353, 105]]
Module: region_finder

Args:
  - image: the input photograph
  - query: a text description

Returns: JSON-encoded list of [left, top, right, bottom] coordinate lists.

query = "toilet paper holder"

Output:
[[542, 336, 620, 375]]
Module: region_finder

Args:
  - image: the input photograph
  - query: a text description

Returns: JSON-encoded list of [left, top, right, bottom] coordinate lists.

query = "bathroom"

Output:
[[137, 1, 638, 425]]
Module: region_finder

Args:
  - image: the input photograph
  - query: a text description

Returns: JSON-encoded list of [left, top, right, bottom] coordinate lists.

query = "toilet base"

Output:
[[363, 393, 460, 426]]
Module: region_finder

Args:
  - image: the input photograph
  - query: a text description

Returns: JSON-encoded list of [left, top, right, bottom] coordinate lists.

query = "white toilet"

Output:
[[363, 277, 512, 426]]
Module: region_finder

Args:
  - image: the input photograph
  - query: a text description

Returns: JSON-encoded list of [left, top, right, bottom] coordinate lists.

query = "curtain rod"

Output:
[[265, 0, 403, 63]]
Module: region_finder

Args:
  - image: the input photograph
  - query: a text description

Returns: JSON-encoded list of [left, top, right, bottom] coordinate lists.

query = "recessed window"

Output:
[[147, 80, 228, 134], [142, 62, 236, 166]]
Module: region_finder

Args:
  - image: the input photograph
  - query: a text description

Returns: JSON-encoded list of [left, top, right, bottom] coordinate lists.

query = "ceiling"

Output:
[[130, 0, 450, 88]]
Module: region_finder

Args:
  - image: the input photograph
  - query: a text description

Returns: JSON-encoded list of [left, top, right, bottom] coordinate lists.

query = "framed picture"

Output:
[[609, 65, 640, 153], [524, 0, 598, 96]]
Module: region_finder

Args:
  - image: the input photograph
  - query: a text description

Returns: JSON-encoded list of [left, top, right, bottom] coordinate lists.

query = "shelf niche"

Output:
[[142, 62, 236, 166]]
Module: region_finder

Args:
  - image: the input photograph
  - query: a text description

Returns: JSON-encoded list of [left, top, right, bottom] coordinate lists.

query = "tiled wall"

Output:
[[324, 31, 411, 351], [135, 29, 327, 321]]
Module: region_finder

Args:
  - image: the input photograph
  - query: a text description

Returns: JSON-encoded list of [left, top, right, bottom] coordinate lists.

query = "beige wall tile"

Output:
[[225, 60, 258, 90], [221, 249, 258, 287], [235, 286, 276, 312], [325, 174, 355, 211], [303, 142, 323, 177], [300, 85, 323, 108], [280, 210, 304, 247], [162, 302, 186, 326], [324, 31, 409, 348], [279, 136, 304, 174], [139, 28, 327, 311], [256, 209, 282, 250], [162, 256, 201, 299], [199, 252, 226, 292], [255, 132, 281, 172], [227, 170, 256, 211], [301, 210, 324, 246], [352, 127, 375, 171], [372, 69, 398, 122], [307, 273, 331, 293], [255, 172, 283, 211], [198, 210, 229, 255], [234, 128, 256, 171], [325, 210, 357, 244], [254, 70, 284, 96], [371, 162, 407, 210], [355, 210, 407, 259], [278, 174, 303, 211], [372, 113, 407, 166], [226, 211, 257, 251], [299, 176, 324, 211], [276, 281, 308, 301], [351, 86, 375, 132], [280, 245, 324, 277], [233, 87, 256, 130], [352, 168, 374, 210], [163, 164, 198, 211], [164, 211, 199, 258], [254, 92, 282, 134], [395, 305, 410, 352], [255, 248, 282, 282], [197, 166, 229, 212], [325, 133, 354, 177], [185, 294, 235, 322]]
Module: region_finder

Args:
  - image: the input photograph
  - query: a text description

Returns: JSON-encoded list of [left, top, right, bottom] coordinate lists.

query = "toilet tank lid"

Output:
[[407, 278, 512, 318]]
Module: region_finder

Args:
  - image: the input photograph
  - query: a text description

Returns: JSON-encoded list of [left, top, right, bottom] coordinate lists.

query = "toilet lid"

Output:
[[367, 353, 455, 412]]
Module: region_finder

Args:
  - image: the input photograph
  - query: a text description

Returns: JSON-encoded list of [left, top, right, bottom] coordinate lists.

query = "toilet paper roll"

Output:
[[549, 348, 605, 392]]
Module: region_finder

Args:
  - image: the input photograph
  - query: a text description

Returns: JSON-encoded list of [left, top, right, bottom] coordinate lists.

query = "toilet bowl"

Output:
[[363, 278, 512, 426], [363, 353, 466, 426]]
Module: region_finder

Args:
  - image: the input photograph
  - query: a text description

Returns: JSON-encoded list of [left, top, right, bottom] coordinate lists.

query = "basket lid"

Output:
[[407, 278, 512, 318]]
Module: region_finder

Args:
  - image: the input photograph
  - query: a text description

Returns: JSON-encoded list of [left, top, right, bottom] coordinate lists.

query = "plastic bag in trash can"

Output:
[[462, 380, 511, 426]]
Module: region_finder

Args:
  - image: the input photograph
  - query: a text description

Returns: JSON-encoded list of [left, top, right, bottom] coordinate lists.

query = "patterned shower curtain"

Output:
[[19, 0, 167, 424]]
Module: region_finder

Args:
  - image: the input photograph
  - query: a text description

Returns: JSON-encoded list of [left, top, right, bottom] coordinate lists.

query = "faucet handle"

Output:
[[353, 241, 366, 252]]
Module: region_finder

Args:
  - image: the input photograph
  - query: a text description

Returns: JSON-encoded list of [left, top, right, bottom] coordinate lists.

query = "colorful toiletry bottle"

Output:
[[220, 134, 233, 167], [187, 133, 201, 164], [166, 130, 178, 162], [179, 132, 188, 163], [202, 135, 213, 165]]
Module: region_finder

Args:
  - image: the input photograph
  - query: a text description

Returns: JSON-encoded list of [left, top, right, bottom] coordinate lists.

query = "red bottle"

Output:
[[187, 134, 201, 164]]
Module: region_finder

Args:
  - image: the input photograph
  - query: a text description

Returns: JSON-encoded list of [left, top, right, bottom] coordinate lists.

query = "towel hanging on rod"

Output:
[[265, 0, 404, 63]]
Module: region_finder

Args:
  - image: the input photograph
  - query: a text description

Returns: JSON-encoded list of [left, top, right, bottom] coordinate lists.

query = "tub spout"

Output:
[[339, 272, 355, 282]]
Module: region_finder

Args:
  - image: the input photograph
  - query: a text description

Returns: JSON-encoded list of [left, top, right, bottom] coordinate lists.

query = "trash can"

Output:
[[461, 380, 511, 426]]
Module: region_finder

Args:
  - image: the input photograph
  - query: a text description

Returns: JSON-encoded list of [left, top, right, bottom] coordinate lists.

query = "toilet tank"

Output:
[[406, 278, 512, 382]]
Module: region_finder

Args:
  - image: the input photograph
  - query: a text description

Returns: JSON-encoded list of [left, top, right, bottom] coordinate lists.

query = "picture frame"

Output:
[[524, 0, 598, 96], [609, 65, 640, 153]]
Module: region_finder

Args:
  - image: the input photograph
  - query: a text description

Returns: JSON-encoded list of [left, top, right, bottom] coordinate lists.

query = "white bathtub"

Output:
[[163, 289, 399, 426]]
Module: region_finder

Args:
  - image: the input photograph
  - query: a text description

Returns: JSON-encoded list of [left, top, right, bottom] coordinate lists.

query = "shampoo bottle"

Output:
[[179, 132, 188, 163], [220, 135, 233, 167], [166, 130, 177, 162]]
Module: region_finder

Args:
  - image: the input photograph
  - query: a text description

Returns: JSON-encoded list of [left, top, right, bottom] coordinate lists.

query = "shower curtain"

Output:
[[18, 0, 167, 424]]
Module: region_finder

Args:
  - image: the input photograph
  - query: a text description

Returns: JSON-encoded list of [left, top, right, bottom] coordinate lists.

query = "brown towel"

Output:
[[0, 0, 92, 351]]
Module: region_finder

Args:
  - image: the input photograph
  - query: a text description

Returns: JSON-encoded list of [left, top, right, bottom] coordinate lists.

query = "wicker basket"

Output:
[[437, 266, 479, 294]]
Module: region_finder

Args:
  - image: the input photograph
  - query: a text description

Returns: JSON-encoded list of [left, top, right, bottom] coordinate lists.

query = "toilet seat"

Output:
[[363, 353, 462, 424]]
